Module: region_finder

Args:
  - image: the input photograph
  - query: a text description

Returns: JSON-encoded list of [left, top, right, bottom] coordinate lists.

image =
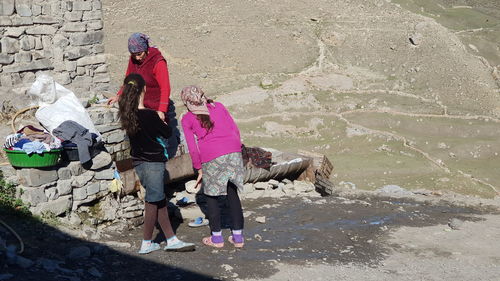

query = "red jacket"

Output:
[[118, 47, 171, 112]]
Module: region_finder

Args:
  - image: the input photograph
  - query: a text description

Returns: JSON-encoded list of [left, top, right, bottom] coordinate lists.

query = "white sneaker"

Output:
[[164, 240, 195, 252], [138, 241, 161, 254]]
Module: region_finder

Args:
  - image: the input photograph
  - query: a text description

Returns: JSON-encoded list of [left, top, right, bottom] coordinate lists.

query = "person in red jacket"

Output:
[[109, 33, 170, 120], [109, 33, 179, 158]]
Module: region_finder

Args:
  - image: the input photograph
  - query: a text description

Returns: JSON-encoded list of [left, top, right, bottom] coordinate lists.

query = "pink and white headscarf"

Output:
[[180, 86, 209, 115]]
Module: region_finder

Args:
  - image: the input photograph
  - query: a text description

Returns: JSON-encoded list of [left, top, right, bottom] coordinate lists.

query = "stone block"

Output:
[[0, 0, 15, 16], [34, 37, 42, 49], [3, 59, 53, 73], [85, 65, 93, 76], [15, 0, 32, 17], [93, 73, 109, 83], [11, 15, 33, 26], [54, 72, 71, 85], [103, 130, 125, 143], [0, 74, 13, 87], [62, 22, 86, 32], [41, 36, 52, 49], [20, 186, 48, 206], [31, 195, 72, 216], [73, 187, 87, 201], [33, 16, 58, 24], [86, 182, 100, 196], [94, 82, 109, 92], [31, 51, 44, 60], [51, 1, 61, 14], [105, 145, 114, 154], [68, 161, 83, 176], [0, 54, 14, 65], [72, 171, 94, 187], [15, 52, 32, 63], [64, 11, 83, 21], [87, 20, 102, 30], [254, 182, 270, 190], [45, 186, 58, 200], [66, 1, 73, 11], [89, 151, 112, 170], [42, 49, 52, 59], [65, 60, 77, 72], [95, 169, 114, 180], [20, 35, 36, 51], [10, 73, 21, 84], [82, 10, 102, 21], [57, 167, 71, 180], [0, 16, 13, 26], [1, 37, 20, 53], [64, 46, 91, 60], [18, 168, 58, 187], [99, 181, 108, 191], [93, 44, 104, 54], [76, 54, 106, 66], [57, 179, 72, 196], [32, 4, 42, 16], [92, 0, 102, 10], [73, 1, 92, 11], [26, 25, 57, 35], [76, 66, 85, 75], [41, 3, 50, 14], [94, 64, 107, 73], [21, 71, 35, 84], [69, 31, 103, 46], [53, 47, 64, 62], [5, 27, 26, 38], [53, 34, 69, 48], [112, 143, 121, 153]]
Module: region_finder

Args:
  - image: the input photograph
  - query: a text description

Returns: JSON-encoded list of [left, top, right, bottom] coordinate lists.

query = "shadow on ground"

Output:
[[0, 208, 217, 281]]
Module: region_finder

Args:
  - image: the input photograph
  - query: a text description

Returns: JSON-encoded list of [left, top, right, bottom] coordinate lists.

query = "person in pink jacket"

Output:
[[180, 86, 245, 248]]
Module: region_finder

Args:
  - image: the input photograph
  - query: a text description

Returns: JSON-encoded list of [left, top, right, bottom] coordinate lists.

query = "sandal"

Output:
[[202, 236, 224, 248], [228, 235, 244, 248], [188, 217, 209, 228]]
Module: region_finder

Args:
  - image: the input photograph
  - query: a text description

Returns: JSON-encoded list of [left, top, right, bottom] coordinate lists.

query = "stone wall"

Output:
[[0, 0, 110, 111], [87, 105, 130, 161], [0, 106, 132, 223]]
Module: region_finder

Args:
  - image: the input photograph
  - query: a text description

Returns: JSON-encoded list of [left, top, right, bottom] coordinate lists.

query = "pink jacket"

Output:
[[181, 102, 241, 170]]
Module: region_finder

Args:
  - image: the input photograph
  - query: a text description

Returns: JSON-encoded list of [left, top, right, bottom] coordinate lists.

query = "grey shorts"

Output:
[[134, 162, 166, 202]]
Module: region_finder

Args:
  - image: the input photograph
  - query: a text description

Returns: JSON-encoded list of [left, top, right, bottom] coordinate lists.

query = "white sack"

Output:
[[29, 74, 100, 137]]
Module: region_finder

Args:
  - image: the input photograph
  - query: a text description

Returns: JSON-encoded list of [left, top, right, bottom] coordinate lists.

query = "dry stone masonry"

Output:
[[0, 0, 110, 112], [0, 106, 129, 222]]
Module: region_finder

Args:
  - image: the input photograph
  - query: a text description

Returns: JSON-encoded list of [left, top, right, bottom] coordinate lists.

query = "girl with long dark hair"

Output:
[[119, 73, 194, 254]]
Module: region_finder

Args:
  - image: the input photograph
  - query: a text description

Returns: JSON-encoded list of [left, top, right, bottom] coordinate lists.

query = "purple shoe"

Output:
[[229, 234, 244, 248], [202, 235, 224, 248]]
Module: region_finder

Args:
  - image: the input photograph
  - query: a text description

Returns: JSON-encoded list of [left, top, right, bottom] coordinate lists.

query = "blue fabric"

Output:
[[22, 141, 46, 155], [134, 162, 166, 202], [13, 139, 31, 149]]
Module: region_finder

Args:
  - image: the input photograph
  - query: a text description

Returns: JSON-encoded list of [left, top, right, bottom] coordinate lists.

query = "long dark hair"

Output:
[[196, 99, 215, 132], [118, 73, 146, 136]]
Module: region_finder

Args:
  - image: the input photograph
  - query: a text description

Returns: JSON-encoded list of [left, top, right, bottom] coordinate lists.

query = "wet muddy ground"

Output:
[[1, 194, 492, 280]]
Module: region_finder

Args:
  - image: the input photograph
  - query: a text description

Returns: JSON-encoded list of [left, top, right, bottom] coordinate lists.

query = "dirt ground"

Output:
[[2, 191, 500, 280]]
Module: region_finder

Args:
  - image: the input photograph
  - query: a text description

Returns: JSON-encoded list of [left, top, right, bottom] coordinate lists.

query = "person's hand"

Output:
[[194, 170, 203, 189], [157, 111, 166, 122], [107, 95, 119, 105]]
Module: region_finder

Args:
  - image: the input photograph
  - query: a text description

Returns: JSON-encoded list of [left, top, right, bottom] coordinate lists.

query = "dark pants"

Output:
[[205, 182, 244, 233]]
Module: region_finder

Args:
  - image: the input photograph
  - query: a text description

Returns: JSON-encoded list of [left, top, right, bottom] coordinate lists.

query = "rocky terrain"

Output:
[[104, 0, 500, 197]]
